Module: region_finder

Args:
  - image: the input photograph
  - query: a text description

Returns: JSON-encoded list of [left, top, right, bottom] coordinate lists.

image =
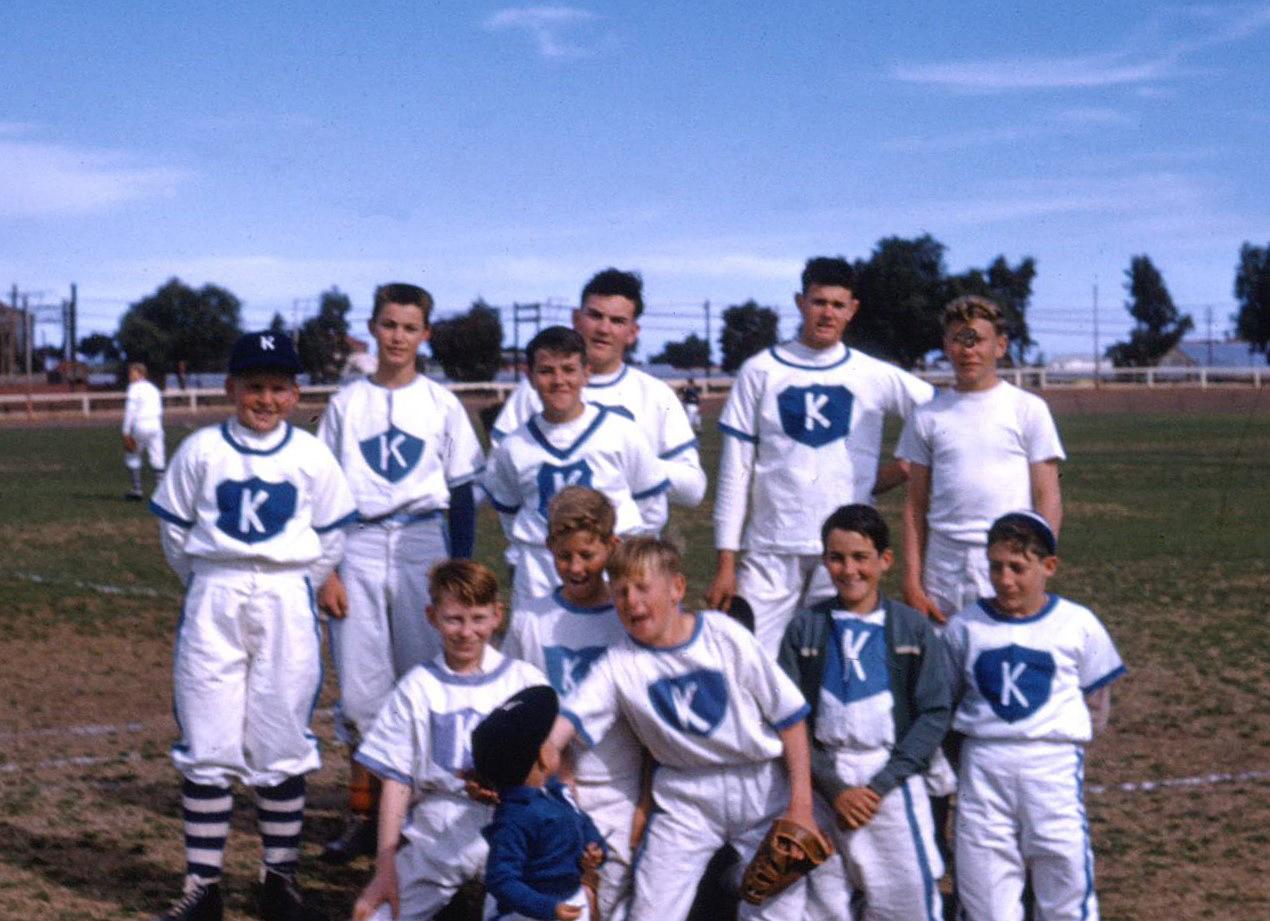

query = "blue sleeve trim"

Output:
[[772, 703, 811, 731], [149, 499, 194, 528], [717, 422, 758, 444], [631, 478, 672, 501], [353, 752, 413, 787], [490, 427, 508, 442], [561, 709, 595, 748], [659, 438, 699, 460], [314, 510, 359, 533], [480, 484, 521, 515], [1082, 664, 1127, 694]]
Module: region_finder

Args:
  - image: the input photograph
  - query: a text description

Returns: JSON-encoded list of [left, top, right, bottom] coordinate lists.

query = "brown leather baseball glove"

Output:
[[739, 817, 835, 905]]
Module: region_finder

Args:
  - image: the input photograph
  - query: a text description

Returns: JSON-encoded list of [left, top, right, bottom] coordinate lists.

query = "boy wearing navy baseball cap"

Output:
[[149, 331, 357, 921], [472, 686, 607, 921]]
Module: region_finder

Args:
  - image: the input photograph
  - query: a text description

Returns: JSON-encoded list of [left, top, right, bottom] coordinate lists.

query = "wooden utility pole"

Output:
[[1092, 281, 1100, 389]]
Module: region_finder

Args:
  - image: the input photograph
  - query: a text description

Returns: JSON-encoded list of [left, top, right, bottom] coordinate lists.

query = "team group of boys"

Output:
[[142, 259, 1125, 921]]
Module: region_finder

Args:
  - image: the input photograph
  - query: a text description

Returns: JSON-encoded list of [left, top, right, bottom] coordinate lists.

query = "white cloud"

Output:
[[883, 107, 1135, 153], [484, 5, 598, 59], [0, 137, 189, 218], [891, 3, 1270, 91]]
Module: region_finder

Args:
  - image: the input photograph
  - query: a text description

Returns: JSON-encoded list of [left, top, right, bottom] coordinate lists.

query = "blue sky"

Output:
[[3, 1, 1268, 362]]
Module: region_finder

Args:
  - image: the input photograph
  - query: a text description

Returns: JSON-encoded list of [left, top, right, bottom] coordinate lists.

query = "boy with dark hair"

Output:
[[945, 512, 1125, 921], [708, 255, 933, 655], [351, 561, 547, 921], [317, 281, 485, 863], [484, 326, 669, 606], [492, 268, 705, 512], [471, 685, 608, 921], [778, 504, 949, 921], [149, 331, 357, 921]]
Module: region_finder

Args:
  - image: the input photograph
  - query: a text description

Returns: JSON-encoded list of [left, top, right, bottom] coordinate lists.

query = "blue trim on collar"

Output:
[[659, 438, 698, 459], [1082, 664, 1127, 694], [630, 610, 703, 652], [421, 652, 512, 686], [717, 421, 758, 444], [220, 421, 294, 456], [149, 499, 194, 528], [631, 478, 671, 501], [768, 344, 851, 371], [315, 510, 359, 533], [586, 364, 628, 389], [527, 407, 608, 460], [554, 587, 616, 616], [978, 593, 1059, 624]]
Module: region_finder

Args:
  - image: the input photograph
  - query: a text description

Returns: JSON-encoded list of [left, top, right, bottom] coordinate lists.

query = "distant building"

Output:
[[1159, 340, 1267, 368], [0, 300, 32, 376]]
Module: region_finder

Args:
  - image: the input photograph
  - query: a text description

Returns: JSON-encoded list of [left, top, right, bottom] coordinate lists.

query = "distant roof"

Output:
[[1163, 340, 1267, 368]]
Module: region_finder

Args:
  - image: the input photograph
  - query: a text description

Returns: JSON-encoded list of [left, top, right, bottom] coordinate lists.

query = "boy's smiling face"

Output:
[[823, 528, 892, 614], [550, 530, 615, 601], [427, 596, 503, 673], [987, 543, 1057, 618], [531, 349, 588, 421], [225, 371, 299, 433], [612, 564, 688, 647], [945, 318, 1006, 392], [369, 301, 429, 373]]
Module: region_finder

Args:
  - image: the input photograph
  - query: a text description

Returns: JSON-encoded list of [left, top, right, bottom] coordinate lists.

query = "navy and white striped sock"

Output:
[[256, 776, 306, 877], [182, 780, 232, 883]]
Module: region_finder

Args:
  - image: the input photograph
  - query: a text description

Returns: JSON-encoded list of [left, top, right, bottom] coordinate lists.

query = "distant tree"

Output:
[[848, 235, 946, 369], [268, 312, 290, 337], [116, 278, 242, 381], [297, 287, 352, 383], [1234, 242, 1270, 357], [1105, 256, 1193, 367], [651, 333, 711, 369], [78, 332, 121, 363], [430, 299, 504, 381], [945, 255, 1038, 365], [720, 301, 779, 373]]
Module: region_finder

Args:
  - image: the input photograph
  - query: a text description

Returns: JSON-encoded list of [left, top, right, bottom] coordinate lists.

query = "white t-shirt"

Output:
[[943, 595, 1125, 744], [815, 607, 896, 752], [896, 382, 1065, 544], [492, 364, 706, 508], [715, 341, 933, 555], [562, 611, 809, 769], [123, 379, 163, 435], [503, 589, 641, 784], [355, 646, 547, 795], [483, 404, 670, 548], [150, 419, 356, 565], [318, 375, 485, 519]]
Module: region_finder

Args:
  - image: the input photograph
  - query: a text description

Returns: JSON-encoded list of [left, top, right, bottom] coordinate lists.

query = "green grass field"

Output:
[[0, 406, 1267, 919]]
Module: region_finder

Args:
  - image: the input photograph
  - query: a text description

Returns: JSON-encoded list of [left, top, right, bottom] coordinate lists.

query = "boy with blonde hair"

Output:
[[503, 486, 644, 921], [544, 537, 823, 921], [123, 360, 165, 500], [352, 561, 547, 921]]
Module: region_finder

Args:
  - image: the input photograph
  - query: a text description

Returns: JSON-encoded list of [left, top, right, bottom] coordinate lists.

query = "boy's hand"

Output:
[[630, 797, 651, 848], [580, 841, 605, 871], [902, 583, 947, 624], [318, 572, 349, 619], [705, 551, 737, 611], [461, 770, 500, 805], [353, 862, 399, 921], [833, 786, 882, 830], [554, 903, 583, 920]]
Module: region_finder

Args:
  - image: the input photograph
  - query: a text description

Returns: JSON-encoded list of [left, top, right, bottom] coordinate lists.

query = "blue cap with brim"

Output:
[[989, 510, 1058, 556], [228, 331, 303, 376]]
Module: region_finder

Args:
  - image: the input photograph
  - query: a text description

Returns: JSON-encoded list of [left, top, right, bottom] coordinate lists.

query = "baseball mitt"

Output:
[[739, 817, 834, 905], [122, 434, 139, 453]]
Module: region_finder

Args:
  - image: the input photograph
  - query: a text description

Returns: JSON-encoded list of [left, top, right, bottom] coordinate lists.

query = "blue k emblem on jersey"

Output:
[[536, 460, 594, 516], [214, 477, 298, 544], [359, 426, 424, 483], [777, 385, 853, 448], [973, 645, 1056, 723], [649, 669, 728, 737], [430, 708, 482, 773], [544, 646, 606, 696], [823, 619, 889, 704]]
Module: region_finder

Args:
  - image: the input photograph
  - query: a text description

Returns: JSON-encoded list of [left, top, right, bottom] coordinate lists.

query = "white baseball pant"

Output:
[[736, 551, 837, 658]]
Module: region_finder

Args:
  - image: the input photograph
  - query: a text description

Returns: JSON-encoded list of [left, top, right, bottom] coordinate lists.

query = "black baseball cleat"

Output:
[[259, 869, 327, 921], [154, 877, 223, 921], [125, 490, 145, 502], [320, 814, 377, 865]]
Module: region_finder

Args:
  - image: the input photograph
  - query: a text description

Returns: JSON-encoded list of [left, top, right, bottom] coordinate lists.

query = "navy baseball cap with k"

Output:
[[228, 331, 303, 376]]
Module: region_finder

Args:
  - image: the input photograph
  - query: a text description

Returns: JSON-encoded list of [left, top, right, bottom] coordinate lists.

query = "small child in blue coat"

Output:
[[472, 686, 607, 921]]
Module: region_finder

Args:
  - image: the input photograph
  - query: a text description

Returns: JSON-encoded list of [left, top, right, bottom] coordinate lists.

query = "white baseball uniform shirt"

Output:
[[123, 377, 164, 436], [896, 381, 1065, 544], [562, 611, 809, 769], [715, 340, 933, 556], [944, 595, 1125, 743], [318, 374, 484, 518], [492, 363, 706, 508]]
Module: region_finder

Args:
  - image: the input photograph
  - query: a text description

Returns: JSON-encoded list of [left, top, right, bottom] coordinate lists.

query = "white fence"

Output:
[[0, 366, 1264, 420]]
